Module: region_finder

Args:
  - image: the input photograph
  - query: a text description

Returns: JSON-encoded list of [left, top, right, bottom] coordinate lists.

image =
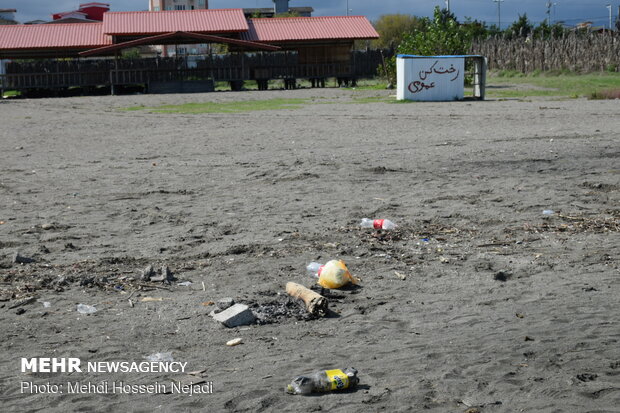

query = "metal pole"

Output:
[[346, 0, 349, 16], [607, 4, 612, 31], [492, 0, 504, 30], [445, 0, 450, 12]]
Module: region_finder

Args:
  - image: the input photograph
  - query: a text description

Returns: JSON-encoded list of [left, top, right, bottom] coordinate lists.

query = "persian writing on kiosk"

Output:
[[408, 60, 460, 94]]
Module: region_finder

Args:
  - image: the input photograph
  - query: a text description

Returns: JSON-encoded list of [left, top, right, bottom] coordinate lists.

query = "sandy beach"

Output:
[[1, 88, 619, 412]]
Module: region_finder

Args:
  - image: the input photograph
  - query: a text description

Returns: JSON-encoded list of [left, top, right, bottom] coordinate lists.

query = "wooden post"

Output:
[[111, 51, 119, 95], [286, 282, 328, 316]]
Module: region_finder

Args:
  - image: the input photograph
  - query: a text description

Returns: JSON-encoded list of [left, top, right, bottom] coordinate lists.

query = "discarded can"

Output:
[[360, 218, 397, 230], [286, 367, 359, 395], [306, 259, 359, 289]]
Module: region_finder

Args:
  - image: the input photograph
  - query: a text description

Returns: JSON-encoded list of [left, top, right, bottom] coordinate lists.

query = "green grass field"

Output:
[[485, 71, 620, 99], [112, 72, 620, 114]]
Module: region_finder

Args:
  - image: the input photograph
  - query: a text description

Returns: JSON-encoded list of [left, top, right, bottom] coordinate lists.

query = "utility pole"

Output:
[[546, 1, 552, 25], [606, 4, 612, 31], [492, 0, 504, 30], [445, 0, 450, 12]]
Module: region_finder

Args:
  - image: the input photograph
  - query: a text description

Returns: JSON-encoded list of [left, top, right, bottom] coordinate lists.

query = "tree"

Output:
[[462, 17, 491, 40], [398, 7, 472, 56], [507, 14, 533, 38], [372, 14, 428, 49], [533, 21, 566, 39], [378, 7, 473, 86]]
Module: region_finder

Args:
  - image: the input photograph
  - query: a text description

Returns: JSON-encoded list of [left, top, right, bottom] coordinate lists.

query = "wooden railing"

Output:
[[1, 61, 368, 92], [252, 64, 352, 79], [1, 71, 108, 89]]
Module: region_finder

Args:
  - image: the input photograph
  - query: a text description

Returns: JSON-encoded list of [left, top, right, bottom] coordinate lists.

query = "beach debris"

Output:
[[141, 265, 155, 281], [524, 336, 535, 341], [140, 297, 163, 302], [41, 223, 55, 230], [76, 304, 97, 314], [361, 218, 397, 230], [216, 297, 235, 312], [576, 373, 597, 382], [286, 282, 328, 317], [12, 251, 35, 264], [8, 296, 37, 309], [251, 296, 316, 324], [187, 369, 207, 377], [212, 303, 256, 328], [542, 209, 555, 215], [226, 338, 243, 346], [201, 301, 215, 307], [494, 271, 512, 282], [394, 271, 407, 280], [41, 301, 51, 308], [150, 265, 174, 283], [15, 308, 26, 315], [286, 367, 359, 395], [177, 281, 192, 287], [145, 352, 173, 362], [306, 259, 359, 289]]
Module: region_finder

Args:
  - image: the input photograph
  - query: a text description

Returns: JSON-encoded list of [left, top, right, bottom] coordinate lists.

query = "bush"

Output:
[[378, 7, 473, 86]]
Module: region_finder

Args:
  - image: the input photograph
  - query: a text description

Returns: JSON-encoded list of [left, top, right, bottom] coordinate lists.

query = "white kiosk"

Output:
[[397, 54, 487, 101]]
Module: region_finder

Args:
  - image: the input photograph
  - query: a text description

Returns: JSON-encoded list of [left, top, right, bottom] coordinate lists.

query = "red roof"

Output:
[[0, 23, 111, 49], [242, 16, 379, 42], [103, 9, 248, 36]]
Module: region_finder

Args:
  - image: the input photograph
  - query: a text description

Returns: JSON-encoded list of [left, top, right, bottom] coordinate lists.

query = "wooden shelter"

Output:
[[0, 9, 379, 95]]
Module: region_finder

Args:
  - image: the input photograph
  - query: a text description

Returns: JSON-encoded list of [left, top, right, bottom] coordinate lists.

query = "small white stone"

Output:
[[226, 338, 243, 347]]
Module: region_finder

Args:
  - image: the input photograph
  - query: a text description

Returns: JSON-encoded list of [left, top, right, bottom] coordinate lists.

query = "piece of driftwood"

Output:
[[285, 282, 328, 317]]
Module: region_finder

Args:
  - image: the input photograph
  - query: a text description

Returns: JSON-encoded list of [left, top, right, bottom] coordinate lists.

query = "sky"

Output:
[[3, 0, 618, 29]]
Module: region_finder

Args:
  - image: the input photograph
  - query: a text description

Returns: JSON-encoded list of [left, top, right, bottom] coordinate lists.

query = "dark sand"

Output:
[[1, 89, 619, 412]]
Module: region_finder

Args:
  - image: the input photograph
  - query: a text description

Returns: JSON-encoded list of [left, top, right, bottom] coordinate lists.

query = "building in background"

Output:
[[242, 7, 313, 18], [52, 3, 110, 23], [149, 0, 208, 12], [148, 1, 210, 56], [0, 9, 18, 25]]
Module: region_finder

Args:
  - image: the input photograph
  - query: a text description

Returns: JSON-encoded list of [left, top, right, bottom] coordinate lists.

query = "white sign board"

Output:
[[397, 56, 465, 101]]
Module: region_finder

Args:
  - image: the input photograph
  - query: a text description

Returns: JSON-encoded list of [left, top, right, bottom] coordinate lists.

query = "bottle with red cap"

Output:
[[360, 218, 397, 230]]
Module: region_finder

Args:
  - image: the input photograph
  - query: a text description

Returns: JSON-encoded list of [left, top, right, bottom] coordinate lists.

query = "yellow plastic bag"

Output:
[[317, 260, 359, 289]]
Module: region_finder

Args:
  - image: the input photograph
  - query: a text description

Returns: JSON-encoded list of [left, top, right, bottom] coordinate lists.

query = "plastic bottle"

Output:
[[360, 218, 397, 230], [286, 367, 359, 395], [306, 262, 323, 279], [306, 259, 359, 289]]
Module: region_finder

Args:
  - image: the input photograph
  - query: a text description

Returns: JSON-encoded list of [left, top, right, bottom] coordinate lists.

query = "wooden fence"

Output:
[[1, 50, 388, 93], [472, 32, 620, 72]]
